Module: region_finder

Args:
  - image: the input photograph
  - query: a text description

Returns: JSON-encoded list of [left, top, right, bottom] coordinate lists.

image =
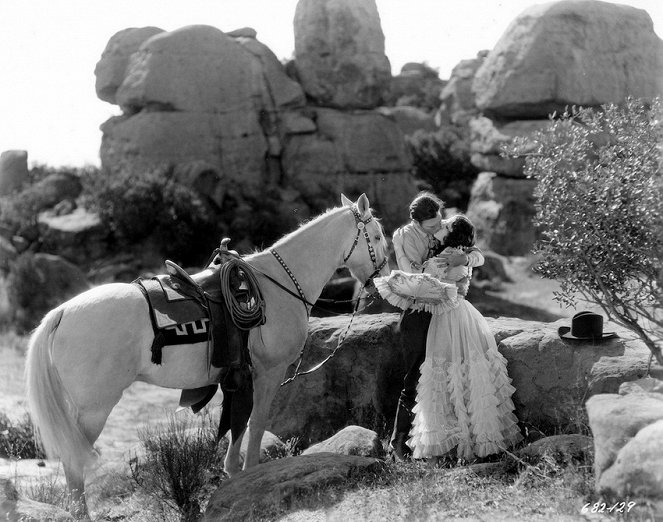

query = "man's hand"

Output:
[[456, 276, 470, 297]]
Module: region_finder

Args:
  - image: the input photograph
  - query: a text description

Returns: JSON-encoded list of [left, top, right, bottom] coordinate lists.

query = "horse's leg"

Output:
[[223, 423, 246, 477], [243, 363, 289, 470]]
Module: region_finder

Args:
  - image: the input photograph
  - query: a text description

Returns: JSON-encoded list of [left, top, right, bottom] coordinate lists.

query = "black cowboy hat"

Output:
[[558, 311, 618, 341]]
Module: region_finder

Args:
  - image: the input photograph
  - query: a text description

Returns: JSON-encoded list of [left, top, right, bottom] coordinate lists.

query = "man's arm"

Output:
[[393, 229, 426, 273]]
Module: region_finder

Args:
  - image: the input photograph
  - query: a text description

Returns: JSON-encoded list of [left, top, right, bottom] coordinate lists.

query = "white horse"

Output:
[[25, 193, 389, 518]]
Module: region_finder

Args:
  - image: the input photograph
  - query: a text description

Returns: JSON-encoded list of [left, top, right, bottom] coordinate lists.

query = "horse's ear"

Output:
[[357, 193, 370, 216], [340, 193, 353, 207]]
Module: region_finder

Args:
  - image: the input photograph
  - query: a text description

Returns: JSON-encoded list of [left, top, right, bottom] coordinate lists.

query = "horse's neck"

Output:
[[251, 212, 346, 304]]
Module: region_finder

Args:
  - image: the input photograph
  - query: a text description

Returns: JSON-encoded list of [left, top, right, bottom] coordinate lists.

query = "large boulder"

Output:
[[268, 314, 652, 444], [94, 26, 165, 104], [293, 0, 391, 109], [302, 425, 383, 457], [117, 25, 258, 114], [586, 391, 663, 500], [100, 111, 267, 198], [0, 150, 28, 196], [465, 172, 538, 256], [473, 0, 663, 119], [203, 454, 382, 521]]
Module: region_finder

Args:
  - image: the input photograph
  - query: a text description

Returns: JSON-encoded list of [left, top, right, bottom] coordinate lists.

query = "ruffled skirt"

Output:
[[407, 299, 523, 460]]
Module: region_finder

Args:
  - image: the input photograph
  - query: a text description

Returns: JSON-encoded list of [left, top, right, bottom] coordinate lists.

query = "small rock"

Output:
[[302, 425, 383, 458]]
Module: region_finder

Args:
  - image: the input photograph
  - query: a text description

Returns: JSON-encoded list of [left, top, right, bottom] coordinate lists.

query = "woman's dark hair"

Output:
[[409, 191, 444, 223], [442, 215, 475, 249]]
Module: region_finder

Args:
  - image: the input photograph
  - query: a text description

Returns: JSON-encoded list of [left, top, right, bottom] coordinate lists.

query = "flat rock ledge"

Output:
[[203, 453, 382, 521]]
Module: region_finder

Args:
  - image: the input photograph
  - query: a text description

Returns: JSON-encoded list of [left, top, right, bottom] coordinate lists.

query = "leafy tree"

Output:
[[508, 97, 662, 365]]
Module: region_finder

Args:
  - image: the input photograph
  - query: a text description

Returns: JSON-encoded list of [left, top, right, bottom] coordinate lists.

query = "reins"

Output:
[[207, 204, 388, 386], [273, 204, 388, 386]]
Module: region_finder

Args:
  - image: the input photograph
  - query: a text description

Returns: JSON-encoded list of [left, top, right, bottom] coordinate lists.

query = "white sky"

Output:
[[1, 0, 661, 167]]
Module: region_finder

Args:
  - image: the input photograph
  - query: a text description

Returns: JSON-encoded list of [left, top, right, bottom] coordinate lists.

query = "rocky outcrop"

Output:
[[94, 26, 165, 104], [438, 51, 487, 125], [268, 314, 652, 444], [293, 0, 391, 109], [387, 62, 446, 112], [95, 17, 416, 244], [472, 0, 663, 119], [586, 378, 663, 502], [37, 207, 111, 267], [465, 172, 538, 256], [281, 108, 416, 231], [203, 453, 382, 521], [0, 151, 28, 196], [377, 106, 437, 136]]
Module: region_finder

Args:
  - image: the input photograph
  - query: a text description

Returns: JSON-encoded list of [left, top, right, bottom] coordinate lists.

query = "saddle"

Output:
[[134, 239, 265, 440]]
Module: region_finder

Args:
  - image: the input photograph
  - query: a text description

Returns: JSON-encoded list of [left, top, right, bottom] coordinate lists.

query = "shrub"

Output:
[[507, 97, 663, 365], [406, 127, 479, 210], [0, 412, 46, 459], [130, 411, 225, 522], [82, 166, 221, 265], [0, 164, 93, 239]]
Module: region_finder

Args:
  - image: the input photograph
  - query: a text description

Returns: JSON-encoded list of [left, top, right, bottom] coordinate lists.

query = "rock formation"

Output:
[[293, 0, 391, 108], [0, 150, 28, 196], [472, 0, 663, 119], [457, 0, 663, 255], [95, 3, 417, 238], [586, 378, 663, 504], [268, 313, 653, 444]]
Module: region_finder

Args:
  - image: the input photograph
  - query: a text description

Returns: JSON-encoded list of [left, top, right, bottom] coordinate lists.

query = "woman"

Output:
[[381, 215, 522, 462], [389, 192, 482, 460]]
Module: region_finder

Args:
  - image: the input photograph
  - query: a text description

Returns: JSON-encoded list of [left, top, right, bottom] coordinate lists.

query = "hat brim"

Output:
[[558, 326, 618, 341]]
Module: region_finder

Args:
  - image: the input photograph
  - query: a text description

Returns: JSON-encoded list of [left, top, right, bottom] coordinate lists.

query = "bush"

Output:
[[130, 411, 225, 522], [507, 97, 663, 364], [406, 127, 479, 210], [82, 166, 221, 265], [0, 412, 46, 459], [0, 164, 93, 239]]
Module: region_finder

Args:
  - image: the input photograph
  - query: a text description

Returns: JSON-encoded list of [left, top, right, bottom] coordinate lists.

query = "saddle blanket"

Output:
[[139, 276, 211, 346]]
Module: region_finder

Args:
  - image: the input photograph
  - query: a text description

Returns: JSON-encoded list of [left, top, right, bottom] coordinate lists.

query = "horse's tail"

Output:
[[25, 307, 96, 471]]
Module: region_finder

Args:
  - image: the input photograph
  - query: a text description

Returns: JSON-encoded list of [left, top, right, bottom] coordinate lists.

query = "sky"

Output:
[[0, 0, 661, 168]]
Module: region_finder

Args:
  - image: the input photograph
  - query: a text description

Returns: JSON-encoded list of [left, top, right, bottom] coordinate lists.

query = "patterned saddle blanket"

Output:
[[135, 260, 248, 371]]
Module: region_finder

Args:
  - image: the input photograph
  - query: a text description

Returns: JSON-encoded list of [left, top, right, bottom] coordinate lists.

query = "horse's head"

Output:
[[340, 193, 390, 286]]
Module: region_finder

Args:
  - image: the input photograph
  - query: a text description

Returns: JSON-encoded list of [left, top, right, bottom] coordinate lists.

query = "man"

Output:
[[390, 192, 481, 461]]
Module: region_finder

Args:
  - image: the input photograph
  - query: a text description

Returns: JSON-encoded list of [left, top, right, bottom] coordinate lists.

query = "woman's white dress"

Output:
[[375, 247, 522, 460]]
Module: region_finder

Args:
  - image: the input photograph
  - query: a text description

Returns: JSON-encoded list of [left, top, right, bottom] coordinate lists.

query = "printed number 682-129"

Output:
[[581, 501, 636, 514]]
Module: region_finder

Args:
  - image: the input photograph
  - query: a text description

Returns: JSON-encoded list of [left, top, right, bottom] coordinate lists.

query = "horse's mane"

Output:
[[245, 203, 386, 256]]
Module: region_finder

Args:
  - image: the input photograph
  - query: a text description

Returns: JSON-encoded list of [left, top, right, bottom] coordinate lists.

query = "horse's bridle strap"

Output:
[[342, 205, 388, 282], [270, 249, 310, 317]]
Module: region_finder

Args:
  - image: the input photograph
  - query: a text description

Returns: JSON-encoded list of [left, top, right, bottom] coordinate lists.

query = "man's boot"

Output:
[[390, 432, 411, 462]]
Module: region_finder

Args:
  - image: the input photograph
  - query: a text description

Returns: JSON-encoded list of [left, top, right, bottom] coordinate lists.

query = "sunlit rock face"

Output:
[[94, 26, 165, 105], [473, 0, 663, 119], [293, 0, 392, 109], [94, 18, 416, 242]]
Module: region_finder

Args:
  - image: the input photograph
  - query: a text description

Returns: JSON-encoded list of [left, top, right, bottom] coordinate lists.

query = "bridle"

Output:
[[342, 205, 389, 283], [266, 204, 389, 385]]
